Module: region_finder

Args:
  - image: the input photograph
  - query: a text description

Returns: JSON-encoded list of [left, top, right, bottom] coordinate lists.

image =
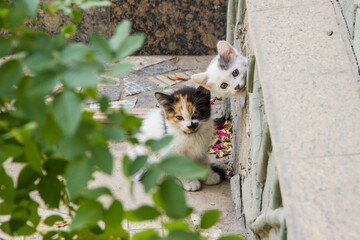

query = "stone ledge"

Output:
[[246, 0, 360, 239]]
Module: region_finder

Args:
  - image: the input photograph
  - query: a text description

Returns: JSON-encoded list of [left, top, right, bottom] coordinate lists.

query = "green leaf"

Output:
[[24, 136, 42, 173], [168, 230, 199, 240], [24, 199, 40, 227], [43, 159, 68, 175], [71, 199, 104, 231], [0, 60, 22, 97], [0, 37, 12, 58], [1, 221, 36, 236], [22, 0, 39, 17], [65, 158, 93, 199], [200, 209, 220, 229], [80, 1, 112, 9], [152, 190, 165, 210], [44, 215, 64, 226], [28, 71, 59, 96], [0, 167, 14, 202], [38, 175, 61, 208], [89, 34, 112, 61], [122, 155, 131, 177], [142, 166, 162, 192], [16, 94, 46, 123], [62, 24, 76, 36], [104, 200, 123, 229], [54, 33, 66, 49], [101, 125, 126, 140], [91, 144, 113, 174], [120, 114, 142, 130], [60, 43, 88, 64], [58, 137, 88, 160], [17, 165, 40, 189], [164, 221, 189, 231], [116, 33, 146, 58], [132, 230, 159, 240], [0, 202, 14, 215], [129, 155, 148, 176], [110, 63, 134, 75], [72, 9, 83, 23], [7, 1, 27, 27], [25, 53, 56, 73], [41, 113, 62, 144], [53, 90, 82, 136], [109, 19, 131, 51], [83, 86, 97, 100], [125, 205, 160, 222], [62, 67, 99, 88], [218, 235, 247, 240], [159, 178, 190, 219], [160, 154, 209, 179], [99, 96, 110, 112], [81, 187, 112, 199], [145, 135, 173, 152], [0, 143, 23, 160]]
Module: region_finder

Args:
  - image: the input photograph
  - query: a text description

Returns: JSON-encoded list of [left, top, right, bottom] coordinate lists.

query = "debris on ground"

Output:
[[208, 120, 232, 158], [167, 74, 188, 81]]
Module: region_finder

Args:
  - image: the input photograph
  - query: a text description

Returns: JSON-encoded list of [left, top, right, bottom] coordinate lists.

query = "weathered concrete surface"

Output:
[[354, 8, 360, 64], [246, 0, 360, 239]]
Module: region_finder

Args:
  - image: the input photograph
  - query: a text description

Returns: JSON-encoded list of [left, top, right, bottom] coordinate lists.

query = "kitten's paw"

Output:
[[181, 179, 201, 192], [204, 171, 221, 185]]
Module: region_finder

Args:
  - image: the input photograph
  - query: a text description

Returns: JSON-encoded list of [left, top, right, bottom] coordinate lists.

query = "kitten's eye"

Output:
[[220, 82, 228, 89], [232, 69, 239, 77], [175, 115, 184, 120]]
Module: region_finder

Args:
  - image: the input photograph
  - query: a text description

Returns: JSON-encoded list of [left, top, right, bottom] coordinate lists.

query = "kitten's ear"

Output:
[[154, 92, 173, 106], [191, 72, 209, 86], [217, 41, 236, 58], [196, 86, 211, 98]]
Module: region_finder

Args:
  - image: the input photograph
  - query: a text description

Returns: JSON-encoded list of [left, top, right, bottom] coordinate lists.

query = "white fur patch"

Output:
[[191, 41, 248, 97], [128, 108, 216, 191], [204, 170, 221, 185]]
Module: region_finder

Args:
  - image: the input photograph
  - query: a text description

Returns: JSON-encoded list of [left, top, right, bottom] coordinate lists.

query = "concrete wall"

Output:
[[228, 0, 360, 239], [338, 0, 360, 72]]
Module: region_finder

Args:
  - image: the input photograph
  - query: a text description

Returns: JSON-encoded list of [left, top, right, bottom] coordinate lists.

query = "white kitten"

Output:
[[132, 86, 221, 191], [191, 41, 248, 97]]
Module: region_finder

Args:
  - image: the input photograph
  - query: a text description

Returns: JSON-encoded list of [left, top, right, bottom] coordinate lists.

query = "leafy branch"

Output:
[[0, 1, 246, 239]]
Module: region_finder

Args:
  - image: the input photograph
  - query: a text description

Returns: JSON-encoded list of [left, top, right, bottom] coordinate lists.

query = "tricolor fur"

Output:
[[135, 86, 221, 191], [191, 41, 248, 97]]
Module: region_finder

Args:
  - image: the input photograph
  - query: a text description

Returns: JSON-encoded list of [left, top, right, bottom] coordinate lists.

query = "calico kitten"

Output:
[[191, 41, 248, 97], [136, 86, 221, 191]]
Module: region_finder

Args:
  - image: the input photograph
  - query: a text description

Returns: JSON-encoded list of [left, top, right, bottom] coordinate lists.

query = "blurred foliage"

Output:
[[0, 0, 247, 239]]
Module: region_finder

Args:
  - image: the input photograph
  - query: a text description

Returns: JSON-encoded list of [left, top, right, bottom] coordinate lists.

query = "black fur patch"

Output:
[[210, 163, 227, 180], [176, 86, 211, 121]]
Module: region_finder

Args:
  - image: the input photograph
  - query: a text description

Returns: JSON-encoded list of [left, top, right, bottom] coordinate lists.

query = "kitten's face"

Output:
[[155, 86, 211, 134], [191, 41, 248, 97]]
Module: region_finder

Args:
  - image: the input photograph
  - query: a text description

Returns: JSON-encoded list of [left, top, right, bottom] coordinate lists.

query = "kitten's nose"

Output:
[[187, 122, 199, 130], [235, 84, 244, 91]]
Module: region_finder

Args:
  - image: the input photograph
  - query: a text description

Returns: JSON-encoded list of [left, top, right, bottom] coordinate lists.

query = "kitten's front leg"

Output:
[[178, 177, 201, 191], [204, 170, 221, 185]]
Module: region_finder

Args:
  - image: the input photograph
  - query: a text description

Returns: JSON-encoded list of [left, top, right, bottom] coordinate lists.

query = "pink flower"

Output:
[[216, 122, 224, 130], [211, 101, 214, 105], [216, 144, 221, 149], [218, 130, 227, 137]]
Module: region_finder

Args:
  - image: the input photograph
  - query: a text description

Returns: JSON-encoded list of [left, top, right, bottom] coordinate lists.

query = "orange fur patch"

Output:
[[164, 94, 195, 124]]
